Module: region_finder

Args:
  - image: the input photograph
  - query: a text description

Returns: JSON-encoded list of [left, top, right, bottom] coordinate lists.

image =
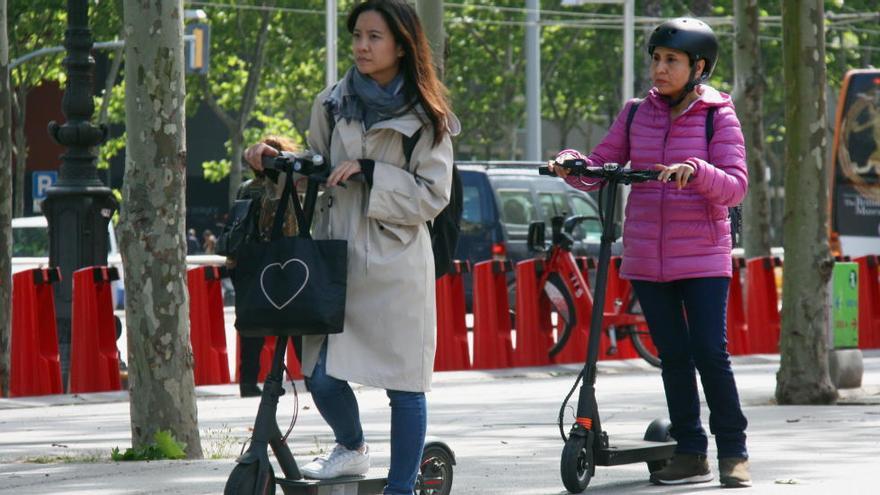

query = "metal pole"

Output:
[[326, 0, 337, 86], [42, 0, 117, 388], [622, 0, 634, 104], [525, 0, 541, 161]]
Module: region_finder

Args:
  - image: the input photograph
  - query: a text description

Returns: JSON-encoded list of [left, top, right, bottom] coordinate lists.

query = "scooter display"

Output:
[[224, 152, 455, 495], [539, 160, 676, 493]]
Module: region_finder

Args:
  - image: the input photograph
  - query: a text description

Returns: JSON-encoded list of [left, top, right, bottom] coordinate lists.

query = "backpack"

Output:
[[325, 105, 463, 279], [625, 100, 743, 246]]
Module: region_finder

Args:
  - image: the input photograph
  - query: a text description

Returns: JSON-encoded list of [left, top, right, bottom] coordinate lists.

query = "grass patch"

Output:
[[201, 424, 240, 460]]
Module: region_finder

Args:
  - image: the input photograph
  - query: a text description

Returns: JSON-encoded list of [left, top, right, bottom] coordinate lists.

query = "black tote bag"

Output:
[[232, 170, 347, 337]]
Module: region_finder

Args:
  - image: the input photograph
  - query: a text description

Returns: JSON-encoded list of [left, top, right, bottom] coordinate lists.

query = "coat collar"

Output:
[[645, 84, 731, 112]]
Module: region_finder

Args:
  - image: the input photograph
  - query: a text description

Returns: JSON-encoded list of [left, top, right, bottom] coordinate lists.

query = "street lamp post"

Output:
[[43, 0, 117, 387]]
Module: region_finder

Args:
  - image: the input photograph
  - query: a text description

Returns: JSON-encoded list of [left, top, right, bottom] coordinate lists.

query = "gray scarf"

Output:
[[325, 67, 413, 130]]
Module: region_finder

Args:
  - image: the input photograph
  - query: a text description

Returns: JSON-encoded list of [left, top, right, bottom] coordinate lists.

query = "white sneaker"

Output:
[[300, 443, 370, 479]]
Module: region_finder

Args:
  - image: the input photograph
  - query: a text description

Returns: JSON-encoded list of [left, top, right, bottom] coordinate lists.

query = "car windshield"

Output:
[[13, 227, 49, 257]]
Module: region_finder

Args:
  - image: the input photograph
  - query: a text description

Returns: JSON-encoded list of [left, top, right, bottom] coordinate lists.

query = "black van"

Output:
[[455, 162, 618, 309]]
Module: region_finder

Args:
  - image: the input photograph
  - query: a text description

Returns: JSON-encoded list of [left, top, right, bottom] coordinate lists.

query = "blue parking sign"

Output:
[[32, 171, 58, 201]]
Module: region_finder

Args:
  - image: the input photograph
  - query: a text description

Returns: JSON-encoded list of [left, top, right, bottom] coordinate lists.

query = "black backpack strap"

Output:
[[402, 128, 422, 165], [705, 106, 717, 144], [625, 99, 642, 162]]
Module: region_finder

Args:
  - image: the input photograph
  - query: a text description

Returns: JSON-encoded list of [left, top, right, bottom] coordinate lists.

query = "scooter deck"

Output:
[[276, 468, 387, 495], [595, 439, 676, 467]]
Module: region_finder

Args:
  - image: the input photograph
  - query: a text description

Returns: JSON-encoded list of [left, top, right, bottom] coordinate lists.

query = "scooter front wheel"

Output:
[[419, 444, 454, 495], [561, 435, 592, 493], [224, 462, 276, 495]]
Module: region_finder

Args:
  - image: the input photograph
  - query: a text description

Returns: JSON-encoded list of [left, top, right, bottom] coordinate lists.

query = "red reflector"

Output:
[[491, 243, 506, 256], [874, 77, 880, 85]]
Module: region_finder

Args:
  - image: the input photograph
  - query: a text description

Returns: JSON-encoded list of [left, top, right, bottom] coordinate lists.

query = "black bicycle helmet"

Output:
[[648, 17, 718, 106]]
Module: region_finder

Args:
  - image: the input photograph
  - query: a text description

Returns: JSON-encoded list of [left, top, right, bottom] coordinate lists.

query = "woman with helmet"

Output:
[[549, 17, 750, 488]]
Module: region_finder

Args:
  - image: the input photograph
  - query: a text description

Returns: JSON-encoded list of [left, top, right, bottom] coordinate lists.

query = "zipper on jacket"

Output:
[[361, 121, 370, 274], [658, 115, 676, 282]]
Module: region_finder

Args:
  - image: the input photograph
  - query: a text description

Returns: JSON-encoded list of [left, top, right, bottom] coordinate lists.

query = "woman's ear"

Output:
[[695, 58, 706, 76]]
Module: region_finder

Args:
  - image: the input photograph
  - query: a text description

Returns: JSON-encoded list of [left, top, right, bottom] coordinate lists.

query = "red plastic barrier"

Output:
[[471, 260, 514, 369], [235, 336, 303, 383], [10, 268, 63, 397], [187, 266, 231, 385], [727, 257, 750, 355], [435, 261, 471, 371], [70, 266, 122, 393], [512, 259, 553, 367], [855, 255, 880, 349], [745, 257, 782, 354]]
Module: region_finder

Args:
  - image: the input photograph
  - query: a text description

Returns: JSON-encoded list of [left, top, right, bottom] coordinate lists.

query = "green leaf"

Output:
[[153, 430, 187, 460]]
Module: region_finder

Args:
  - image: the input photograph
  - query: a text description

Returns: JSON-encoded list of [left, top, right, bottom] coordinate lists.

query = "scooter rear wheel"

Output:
[[224, 462, 276, 495], [560, 435, 592, 493], [419, 444, 454, 495]]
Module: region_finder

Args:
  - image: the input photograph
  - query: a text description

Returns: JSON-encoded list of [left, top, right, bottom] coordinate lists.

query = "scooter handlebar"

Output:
[[539, 159, 693, 185]]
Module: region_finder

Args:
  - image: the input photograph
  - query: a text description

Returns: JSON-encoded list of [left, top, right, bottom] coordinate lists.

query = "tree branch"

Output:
[[200, 75, 236, 131]]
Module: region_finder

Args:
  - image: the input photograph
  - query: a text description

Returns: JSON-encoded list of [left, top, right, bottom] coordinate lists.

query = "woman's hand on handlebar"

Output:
[[546, 151, 581, 178], [654, 163, 695, 190], [244, 142, 279, 172], [326, 159, 362, 187]]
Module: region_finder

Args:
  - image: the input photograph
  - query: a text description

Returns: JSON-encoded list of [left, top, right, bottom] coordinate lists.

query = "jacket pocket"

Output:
[[376, 220, 418, 245]]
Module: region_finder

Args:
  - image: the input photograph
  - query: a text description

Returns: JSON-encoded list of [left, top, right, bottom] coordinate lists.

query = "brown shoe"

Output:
[[719, 457, 752, 488], [650, 453, 713, 485]]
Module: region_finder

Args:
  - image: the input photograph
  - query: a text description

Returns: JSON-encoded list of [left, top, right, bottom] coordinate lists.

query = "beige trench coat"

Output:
[[300, 84, 457, 392]]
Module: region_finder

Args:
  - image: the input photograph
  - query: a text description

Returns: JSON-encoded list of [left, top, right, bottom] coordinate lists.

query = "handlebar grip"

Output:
[[260, 154, 279, 169], [538, 166, 555, 176]]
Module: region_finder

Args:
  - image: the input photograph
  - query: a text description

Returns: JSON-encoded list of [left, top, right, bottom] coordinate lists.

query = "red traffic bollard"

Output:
[[471, 260, 514, 369], [10, 268, 63, 397], [855, 255, 880, 349], [512, 259, 553, 367], [727, 257, 750, 356], [745, 256, 782, 354], [435, 260, 471, 371], [187, 266, 231, 385], [70, 266, 122, 394]]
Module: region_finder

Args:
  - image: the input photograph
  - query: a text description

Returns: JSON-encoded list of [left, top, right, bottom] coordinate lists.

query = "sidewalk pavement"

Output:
[[1, 351, 878, 494]]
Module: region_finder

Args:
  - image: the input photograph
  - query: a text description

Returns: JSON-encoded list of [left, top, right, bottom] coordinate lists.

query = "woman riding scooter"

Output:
[[549, 17, 751, 488]]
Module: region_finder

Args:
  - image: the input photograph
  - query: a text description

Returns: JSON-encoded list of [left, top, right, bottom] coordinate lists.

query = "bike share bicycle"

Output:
[[538, 160, 676, 493], [526, 215, 659, 368], [224, 151, 455, 495]]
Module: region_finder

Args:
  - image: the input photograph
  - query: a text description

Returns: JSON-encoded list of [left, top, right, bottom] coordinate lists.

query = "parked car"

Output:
[[455, 161, 621, 310], [11, 215, 125, 308]]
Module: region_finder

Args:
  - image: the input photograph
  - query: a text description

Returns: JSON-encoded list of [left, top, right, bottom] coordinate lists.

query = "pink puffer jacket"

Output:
[[560, 85, 748, 282]]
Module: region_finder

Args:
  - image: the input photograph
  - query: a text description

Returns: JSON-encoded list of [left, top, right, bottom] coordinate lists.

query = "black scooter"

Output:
[[539, 161, 676, 493], [225, 151, 455, 495]]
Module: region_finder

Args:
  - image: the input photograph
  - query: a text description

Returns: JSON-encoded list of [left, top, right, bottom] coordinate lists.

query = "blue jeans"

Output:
[[305, 343, 427, 495], [631, 277, 748, 459]]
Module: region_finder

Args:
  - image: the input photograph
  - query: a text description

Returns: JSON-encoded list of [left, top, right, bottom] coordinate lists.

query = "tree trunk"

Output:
[[637, 0, 662, 95], [775, 0, 837, 405], [120, 0, 202, 457], [0, 0, 13, 397], [11, 87, 24, 217], [733, 0, 771, 257], [416, 0, 445, 79]]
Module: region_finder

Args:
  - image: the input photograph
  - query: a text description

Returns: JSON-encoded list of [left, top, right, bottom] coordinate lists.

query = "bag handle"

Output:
[[270, 172, 310, 240]]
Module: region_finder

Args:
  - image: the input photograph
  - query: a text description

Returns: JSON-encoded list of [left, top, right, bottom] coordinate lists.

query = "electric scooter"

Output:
[[539, 160, 676, 493], [225, 151, 455, 495]]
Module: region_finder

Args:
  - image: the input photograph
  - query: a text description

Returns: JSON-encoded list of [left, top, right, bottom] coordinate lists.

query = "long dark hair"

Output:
[[347, 0, 451, 146]]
